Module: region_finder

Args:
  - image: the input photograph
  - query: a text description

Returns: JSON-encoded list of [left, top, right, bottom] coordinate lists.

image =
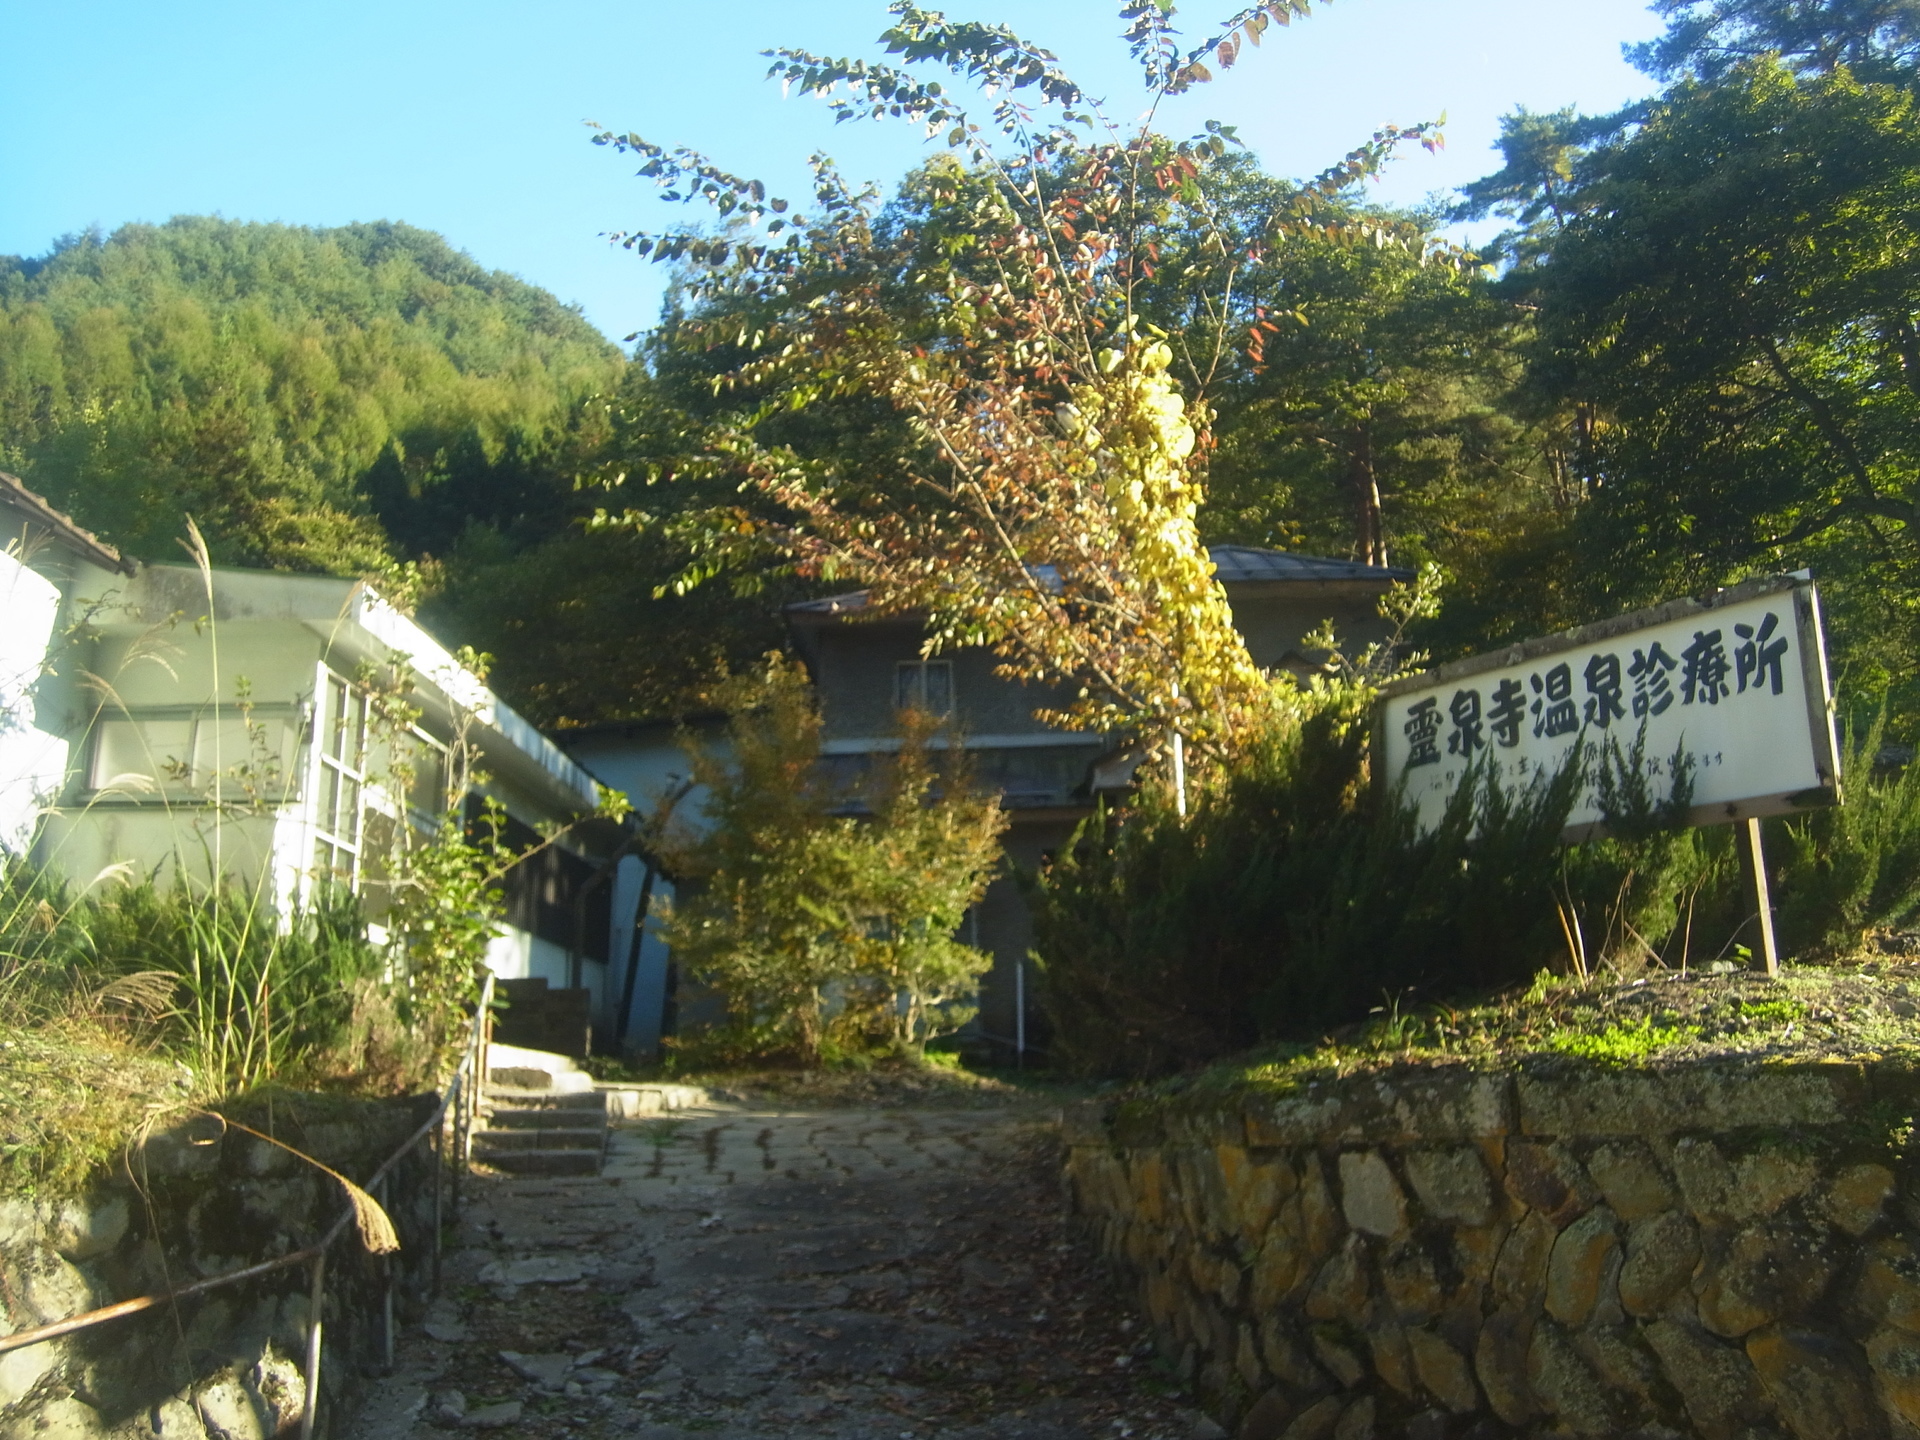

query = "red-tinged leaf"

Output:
[[1217, 37, 1238, 68]]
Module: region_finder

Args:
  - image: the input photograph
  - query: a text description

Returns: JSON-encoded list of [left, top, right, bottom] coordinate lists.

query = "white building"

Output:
[[1, 472, 619, 1021]]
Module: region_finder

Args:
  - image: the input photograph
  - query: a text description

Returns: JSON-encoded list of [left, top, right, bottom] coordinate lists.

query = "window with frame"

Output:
[[91, 710, 298, 801], [312, 672, 369, 889], [895, 660, 954, 717]]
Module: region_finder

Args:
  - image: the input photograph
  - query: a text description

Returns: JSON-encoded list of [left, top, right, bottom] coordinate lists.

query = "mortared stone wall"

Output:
[[1064, 1060, 1920, 1440]]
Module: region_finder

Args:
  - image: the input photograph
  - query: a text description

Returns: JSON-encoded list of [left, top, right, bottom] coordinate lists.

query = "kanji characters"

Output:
[[1680, 629, 1731, 706], [1583, 652, 1625, 729], [1629, 643, 1678, 717], [1487, 677, 1526, 748], [1530, 662, 1578, 738], [1733, 612, 1789, 695], [1448, 689, 1484, 758], [1404, 697, 1441, 768]]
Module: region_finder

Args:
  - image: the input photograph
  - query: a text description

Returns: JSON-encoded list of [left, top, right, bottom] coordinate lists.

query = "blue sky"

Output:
[[2, 1, 1663, 347]]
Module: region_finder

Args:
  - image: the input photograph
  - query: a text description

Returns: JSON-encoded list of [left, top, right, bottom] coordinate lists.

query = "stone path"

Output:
[[357, 1097, 1211, 1440]]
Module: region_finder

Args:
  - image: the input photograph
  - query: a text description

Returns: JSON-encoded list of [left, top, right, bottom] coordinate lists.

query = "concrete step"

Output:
[[474, 1126, 606, 1153], [474, 1044, 611, 1175], [484, 1089, 607, 1113], [486, 1104, 607, 1130], [486, 1041, 594, 1095], [472, 1146, 604, 1176], [598, 1083, 710, 1119]]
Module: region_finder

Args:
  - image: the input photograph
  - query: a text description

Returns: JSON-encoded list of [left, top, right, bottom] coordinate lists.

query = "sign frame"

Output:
[[1372, 574, 1842, 838]]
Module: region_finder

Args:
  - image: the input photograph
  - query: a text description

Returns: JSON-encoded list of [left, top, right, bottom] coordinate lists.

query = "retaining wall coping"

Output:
[[1081, 1056, 1903, 1154], [1515, 1061, 1869, 1137]]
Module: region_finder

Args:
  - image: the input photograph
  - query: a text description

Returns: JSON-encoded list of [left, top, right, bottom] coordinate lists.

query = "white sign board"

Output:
[[1376, 576, 1840, 836]]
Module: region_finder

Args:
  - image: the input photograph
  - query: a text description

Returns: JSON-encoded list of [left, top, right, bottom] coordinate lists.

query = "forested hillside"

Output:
[[0, 218, 622, 575]]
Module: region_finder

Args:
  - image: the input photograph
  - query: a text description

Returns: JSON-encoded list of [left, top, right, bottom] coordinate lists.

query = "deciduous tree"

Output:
[[593, 1, 1447, 770]]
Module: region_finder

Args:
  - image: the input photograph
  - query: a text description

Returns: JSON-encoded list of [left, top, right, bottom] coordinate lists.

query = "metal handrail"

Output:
[[0, 973, 496, 1440]]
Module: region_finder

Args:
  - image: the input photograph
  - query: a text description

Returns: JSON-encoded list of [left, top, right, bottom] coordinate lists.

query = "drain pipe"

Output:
[[1015, 960, 1026, 1070], [614, 857, 662, 1052]]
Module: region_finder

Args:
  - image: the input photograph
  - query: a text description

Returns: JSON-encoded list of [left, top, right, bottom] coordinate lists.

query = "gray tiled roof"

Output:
[[785, 544, 1409, 616], [0, 471, 135, 576], [1206, 544, 1413, 584]]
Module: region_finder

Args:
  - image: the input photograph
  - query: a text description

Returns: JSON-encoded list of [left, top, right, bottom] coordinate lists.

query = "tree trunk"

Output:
[[1347, 423, 1387, 568]]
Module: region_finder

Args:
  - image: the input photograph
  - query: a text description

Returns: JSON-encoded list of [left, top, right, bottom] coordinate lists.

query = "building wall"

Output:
[[1228, 590, 1396, 673], [483, 928, 606, 1012], [811, 622, 1080, 741], [557, 722, 723, 1056], [16, 563, 614, 1050], [0, 550, 69, 852]]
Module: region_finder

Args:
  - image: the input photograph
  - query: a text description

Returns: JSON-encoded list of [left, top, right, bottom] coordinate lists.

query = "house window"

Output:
[[92, 716, 194, 795], [312, 671, 369, 888], [90, 711, 298, 801], [895, 660, 954, 717]]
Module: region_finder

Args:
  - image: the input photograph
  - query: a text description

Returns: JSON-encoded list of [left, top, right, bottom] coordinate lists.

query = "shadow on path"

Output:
[[355, 1098, 1212, 1440]]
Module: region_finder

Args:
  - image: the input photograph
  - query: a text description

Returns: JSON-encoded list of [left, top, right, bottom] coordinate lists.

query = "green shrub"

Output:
[[1775, 718, 1920, 954], [659, 658, 1006, 1064], [1031, 684, 1920, 1078], [1028, 694, 1586, 1077]]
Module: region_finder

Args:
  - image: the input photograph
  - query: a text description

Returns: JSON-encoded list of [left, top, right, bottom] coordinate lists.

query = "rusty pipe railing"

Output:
[[0, 973, 496, 1440]]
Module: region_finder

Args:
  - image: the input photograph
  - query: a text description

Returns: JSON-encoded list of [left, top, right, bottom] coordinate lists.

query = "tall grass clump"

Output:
[[0, 853, 392, 1092], [1554, 731, 1738, 976]]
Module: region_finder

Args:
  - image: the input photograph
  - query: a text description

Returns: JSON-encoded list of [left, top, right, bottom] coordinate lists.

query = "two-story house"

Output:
[[784, 543, 1412, 1063]]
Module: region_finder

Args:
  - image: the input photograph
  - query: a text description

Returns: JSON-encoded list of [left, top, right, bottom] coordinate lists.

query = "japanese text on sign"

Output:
[[1378, 584, 1837, 834]]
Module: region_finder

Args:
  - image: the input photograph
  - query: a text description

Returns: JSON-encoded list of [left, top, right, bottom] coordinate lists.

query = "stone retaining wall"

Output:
[[0, 1094, 439, 1440], [1064, 1060, 1920, 1440]]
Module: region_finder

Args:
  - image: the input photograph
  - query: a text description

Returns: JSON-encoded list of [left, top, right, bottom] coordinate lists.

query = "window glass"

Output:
[[322, 676, 367, 768], [401, 732, 448, 818], [922, 661, 953, 717], [312, 668, 370, 891], [92, 718, 193, 793], [358, 812, 397, 920], [190, 717, 296, 801], [895, 661, 954, 717]]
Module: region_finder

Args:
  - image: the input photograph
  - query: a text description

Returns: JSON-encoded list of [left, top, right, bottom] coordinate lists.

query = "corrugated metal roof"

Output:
[[785, 544, 1410, 617]]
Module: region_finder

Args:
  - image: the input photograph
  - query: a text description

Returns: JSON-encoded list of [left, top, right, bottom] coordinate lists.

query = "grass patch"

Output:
[[1548, 1016, 1700, 1066], [1114, 957, 1920, 1117], [1735, 998, 1806, 1024], [0, 1020, 196, 1197]]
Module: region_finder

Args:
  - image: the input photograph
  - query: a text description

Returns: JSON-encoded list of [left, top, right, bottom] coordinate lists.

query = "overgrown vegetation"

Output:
[[10, 0, 1920, 1103], [1032, 679, 1920, 1077], [0, 544, 607, 1191]]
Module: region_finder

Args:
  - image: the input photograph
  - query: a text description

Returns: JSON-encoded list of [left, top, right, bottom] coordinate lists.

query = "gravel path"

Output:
[[356, 1097, 1210, 1440]]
